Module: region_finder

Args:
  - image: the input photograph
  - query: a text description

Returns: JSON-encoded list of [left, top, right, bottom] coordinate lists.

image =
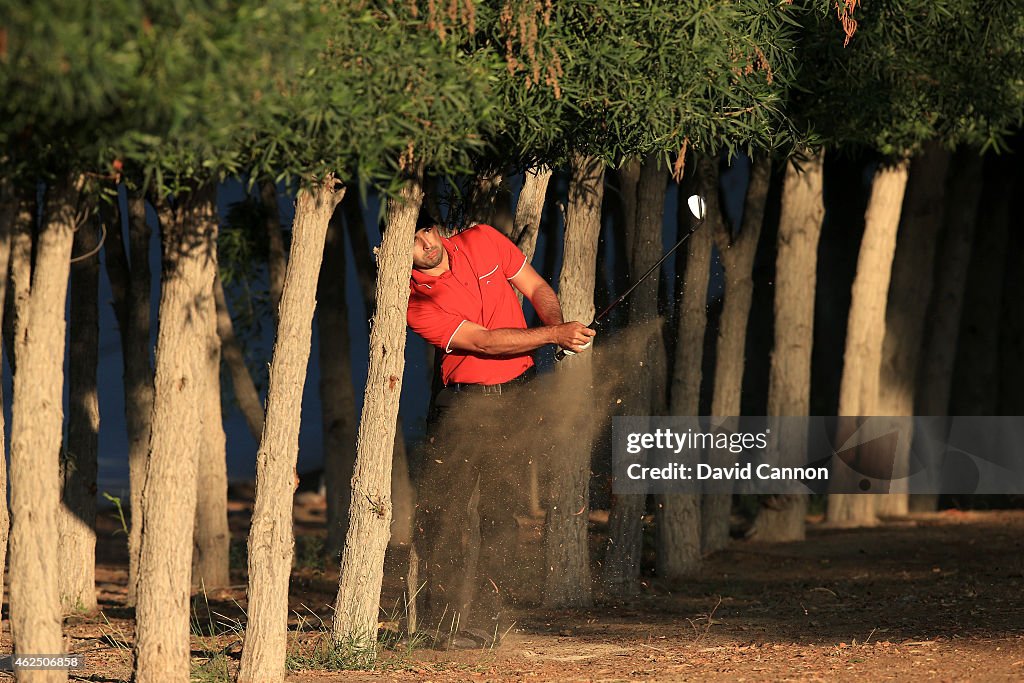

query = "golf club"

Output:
[[555, 193, 707, 361]]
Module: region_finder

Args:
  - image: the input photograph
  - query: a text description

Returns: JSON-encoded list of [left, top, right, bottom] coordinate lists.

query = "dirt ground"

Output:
[[5, 496, 1024, 682]]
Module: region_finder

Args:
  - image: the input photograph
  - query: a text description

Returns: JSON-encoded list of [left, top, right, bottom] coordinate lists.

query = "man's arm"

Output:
[[509, 262, 564, 326], [450, 320, 595, 356]]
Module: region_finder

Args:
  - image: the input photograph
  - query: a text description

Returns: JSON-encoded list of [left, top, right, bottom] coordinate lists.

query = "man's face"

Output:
[[412, 225, 445, 271]]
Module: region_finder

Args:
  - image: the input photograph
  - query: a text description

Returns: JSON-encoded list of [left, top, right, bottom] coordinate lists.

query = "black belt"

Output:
[[448, 366, 536, 396]]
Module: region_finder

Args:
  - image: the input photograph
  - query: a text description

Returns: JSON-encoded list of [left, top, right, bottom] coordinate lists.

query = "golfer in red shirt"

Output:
[[407, 213, 594, 647]]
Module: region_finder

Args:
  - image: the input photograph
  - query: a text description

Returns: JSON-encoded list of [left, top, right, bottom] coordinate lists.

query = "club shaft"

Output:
[[593, 217, 705, 325]]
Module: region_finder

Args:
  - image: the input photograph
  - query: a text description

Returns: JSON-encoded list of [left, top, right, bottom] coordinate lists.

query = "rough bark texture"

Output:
[[544, 154, 603, 609], [510, 166, 553, 263], [103, 195, 155, 606], [238, 180, 345, 683], [875, 143, 951, 518], [332, 174, 422, 652], [59, 214, 101, 613], [9, 176, 81, 683], [704, 154, 770, 552], [950, 153, 1014, 416], [133, 187, 217, 682], [751, 151, 825, 542], [192, 200, 230, 592], [320, 212, 358, 560], [828, 161, 909, 527], [261, 179, 287, 318], [618, 158, 641, 262], [660, 175, 713, 578], [0, 188, 16, 616], [604, 154, 666, 594], [214, 276, 265, 441]]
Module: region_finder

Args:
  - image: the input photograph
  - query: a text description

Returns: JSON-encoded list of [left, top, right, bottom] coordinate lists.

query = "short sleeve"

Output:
[[407, 295, 467, 353], [478, 224, 529, 280]]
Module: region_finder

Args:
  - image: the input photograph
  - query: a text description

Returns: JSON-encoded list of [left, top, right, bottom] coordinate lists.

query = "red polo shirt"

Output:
[[408, 224, 534, 386]]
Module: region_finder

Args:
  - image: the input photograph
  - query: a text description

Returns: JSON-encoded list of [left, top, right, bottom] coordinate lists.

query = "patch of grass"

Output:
[[190, 583, 245, 683], [286, 631, 379, 672]]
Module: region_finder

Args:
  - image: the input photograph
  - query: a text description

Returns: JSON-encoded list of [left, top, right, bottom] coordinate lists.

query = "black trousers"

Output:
[[413, 371, 536, 633]]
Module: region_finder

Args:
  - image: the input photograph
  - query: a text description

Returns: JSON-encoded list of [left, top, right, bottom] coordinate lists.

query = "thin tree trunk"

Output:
[[875, 143, 951, 518], [192, 198, 230, 591], [950, 152, 1014, 416], [828, 160, 910, 527], [618, 158, 641, 262], [510, 165, 553, 515], [911, 149, 985, 512], [604, 154, 666, 594], [659, 177, 712, 578], [696, 154, 733, 553], [102, 195, 156, 606], [133, 186, 217, 682], [215, 276, 265, 441], [238, 179, 345, 683], [0, 186, 16, 617], [511, 166, 552, 263], [750, 151, 825, 541], [59, 213, 101, 613], [544, 154, 603, 608], [261, 179, 287, 318], [338, 192, 416, 548], [9, 176, 81, 683], [332, 173, 422, 654], [321, 212, 357, 560], [704, 154, 770, 552]]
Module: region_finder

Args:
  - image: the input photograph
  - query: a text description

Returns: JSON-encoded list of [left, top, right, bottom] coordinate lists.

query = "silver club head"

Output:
[[687, 194, 706, 221]]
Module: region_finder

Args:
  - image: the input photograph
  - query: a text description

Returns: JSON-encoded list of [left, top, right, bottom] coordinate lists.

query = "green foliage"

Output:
[[792, 0, 1024, 156]]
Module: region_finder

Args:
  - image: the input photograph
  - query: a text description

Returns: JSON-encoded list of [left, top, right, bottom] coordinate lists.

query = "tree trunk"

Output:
[[133, 187, 217, 682], [59, 213, 101, 613], [751, 151, 825, 542], [0, 187, 17, 623], [828, 160, 910, 527], [192, 198, 230, 592], [9, 176, 81, 683], [237, 179, 345, 683], [465, 170, 512, 234], [704, 153, 770, 552], [694, 154, 734, 554], [950, 152, 1014, 416], [510, 165, 553, 515], [320, 212, 358, 561], [999, 161, 1024, 416], [544, 154, 603, 609], [214, 276, 265, 441], [618, 158, 641, 262], [511, 166, 552, 263], [332, 173, 422, 654], [911, 149, 985, 512], [604, 154, 666, 594], [103, 195, 156, 606], [261, 179, 287, 318], [659, 177, 712, 578], [917, 148, 985, 416], [875, 143, 951, 518]]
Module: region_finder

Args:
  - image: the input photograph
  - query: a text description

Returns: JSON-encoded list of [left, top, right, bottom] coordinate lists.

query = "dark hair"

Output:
[[415, 209, 441, 232]]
